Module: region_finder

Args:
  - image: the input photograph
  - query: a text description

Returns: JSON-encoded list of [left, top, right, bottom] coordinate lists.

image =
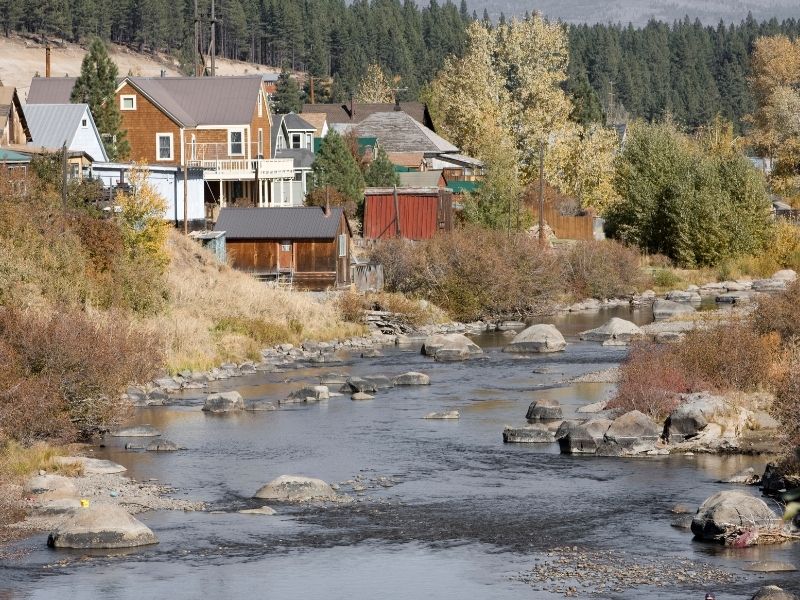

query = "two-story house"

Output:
[[271, 112, 316, 202], [114, 75, 296, 214], [0, 86, 31, 146]]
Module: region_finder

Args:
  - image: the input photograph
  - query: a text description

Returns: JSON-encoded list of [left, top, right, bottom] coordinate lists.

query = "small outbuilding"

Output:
[[363, 187, 453, 240], [214, 206, 351, 290]]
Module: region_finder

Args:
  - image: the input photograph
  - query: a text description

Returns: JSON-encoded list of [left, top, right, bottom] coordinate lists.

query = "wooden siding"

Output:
[[530, 203, 595, 241], [116, 82, 182, 165], [249, 84, 272, 158], [363, 191, 453, 240]]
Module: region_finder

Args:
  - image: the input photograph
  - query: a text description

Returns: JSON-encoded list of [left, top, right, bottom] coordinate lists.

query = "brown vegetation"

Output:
[[560, 240, 644, 300]]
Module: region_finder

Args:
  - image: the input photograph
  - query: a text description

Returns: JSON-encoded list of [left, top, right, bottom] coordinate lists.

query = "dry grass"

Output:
[[149, 232, 366, 372], [0, 442, 82, 482]]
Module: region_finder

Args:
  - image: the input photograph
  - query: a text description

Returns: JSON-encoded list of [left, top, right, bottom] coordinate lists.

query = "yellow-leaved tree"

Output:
[[747, 35, 800, 205], [355, 64, 395, 103], [116, 165, 170, 269]]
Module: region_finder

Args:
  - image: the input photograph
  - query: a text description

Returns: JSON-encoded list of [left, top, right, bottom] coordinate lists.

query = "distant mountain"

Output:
[[472, 0, 799, 25]]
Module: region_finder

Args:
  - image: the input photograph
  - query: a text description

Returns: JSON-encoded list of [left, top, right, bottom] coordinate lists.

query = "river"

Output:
[[1, 306, 798, 599]]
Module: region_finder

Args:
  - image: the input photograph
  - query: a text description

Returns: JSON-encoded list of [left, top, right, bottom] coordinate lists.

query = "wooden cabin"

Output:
[[214, 206, 351, 290], [363, 187, 453, 241]]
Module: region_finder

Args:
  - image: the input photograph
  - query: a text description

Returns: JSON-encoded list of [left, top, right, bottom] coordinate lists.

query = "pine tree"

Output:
[[364, 145, 399, 187], [71, 37, 129, 160], [311, 130, 365, 205], [273, 68, 303, 114]]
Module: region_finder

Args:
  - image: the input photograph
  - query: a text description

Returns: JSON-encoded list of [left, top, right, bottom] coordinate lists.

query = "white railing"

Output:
[[187, 139, 295, 180]]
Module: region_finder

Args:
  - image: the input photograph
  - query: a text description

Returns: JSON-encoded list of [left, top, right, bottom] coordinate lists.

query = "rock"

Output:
[[285, 385, 330, 403], [35, 498, 82, 515], [761, 462, 800, 496], [716, 291, 755, 304], [558, 419, 613, 455], [579, 318, 644, 345], [424, 410, 459, 419], [772, 269, 797, 282], [24, 474, 77, 501], [154, 377, 181, 391], [525, 398, 563, 421], [596, 410, 661, 456], [503, 424, 555, 443], [666, 290, 702, 303], [244, 398, 277, 411], [665, 393, 727, 442], [577, 400, 608, 414], [202, 391, 244, 413], [360, 348, 382, 358], [753, 279, 787, 292], [392, 372, 431, 386], [54, 457, 127, 475], [319, 373, 349, 386], [340, 378, 377, 394], [751, 586, 799, 600], [421, 333, 483, 361], [652, 299, 696, 320], [110, 425, 162, 437], [691, 490, 780, 544], [503, 324, 567, 354], [743, 561, 797, 573], [47, 505, 158, 549], [671, 514, 694, 529], [253, 475, 337, 502], [351, 392, 374, 401], [364, 375, 394, 390], [726, 467, 761, 485], [239, 506, 277, 515], [749, 410, 780, 431], [146, 440, 181, 452], [496, 320, 526, 331]]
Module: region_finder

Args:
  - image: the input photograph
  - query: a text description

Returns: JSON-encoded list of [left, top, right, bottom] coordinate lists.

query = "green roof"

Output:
[[313, 136, 377, 154], [393, 164, 414, 172], [0, 148, 32, 162], [447, 180, 481, 194]]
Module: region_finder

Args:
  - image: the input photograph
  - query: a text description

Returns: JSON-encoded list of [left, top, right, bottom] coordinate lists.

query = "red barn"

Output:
[[363, 187, 453, 241]]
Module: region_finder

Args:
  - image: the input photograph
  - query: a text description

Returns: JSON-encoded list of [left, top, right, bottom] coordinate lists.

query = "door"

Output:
[[278, 240, 293, 272]]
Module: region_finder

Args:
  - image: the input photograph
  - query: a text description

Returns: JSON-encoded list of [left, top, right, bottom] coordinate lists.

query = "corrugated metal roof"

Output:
[[127, 76, 263, 127], [399, 170, 443, 187], [26, 77, 77, 104], [215, 206, 345, 240], [24, 103, 90, 150], [276, 148, 314, 169], [345, 112, 458, 154], [283, 112, 315, 131]]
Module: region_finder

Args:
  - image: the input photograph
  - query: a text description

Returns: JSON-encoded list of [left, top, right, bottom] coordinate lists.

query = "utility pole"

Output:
[[210, 0, 216, 76], [310, 75, 315, 104], [193, 0, 199, 76], [538, 140, 545, 248], [61, 142, 68, 231], [607, 80, 615, 126]]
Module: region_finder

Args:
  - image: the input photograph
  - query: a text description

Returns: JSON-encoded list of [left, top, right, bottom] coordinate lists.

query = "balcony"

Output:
[[186, 142, 295, 180]]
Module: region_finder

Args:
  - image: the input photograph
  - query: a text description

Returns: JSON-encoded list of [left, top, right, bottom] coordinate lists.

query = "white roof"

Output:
[[24, 103, 108, 161]]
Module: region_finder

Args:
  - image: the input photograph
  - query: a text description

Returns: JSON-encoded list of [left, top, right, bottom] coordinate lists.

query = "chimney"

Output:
[[394, 96, 401, 111], [45, 44, 51, 78], [160, 69, 166, 77]]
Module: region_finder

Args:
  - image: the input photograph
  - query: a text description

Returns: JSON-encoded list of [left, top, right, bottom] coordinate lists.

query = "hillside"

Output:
[[473, 0, 800, 25], [0, 36, 280, 102]]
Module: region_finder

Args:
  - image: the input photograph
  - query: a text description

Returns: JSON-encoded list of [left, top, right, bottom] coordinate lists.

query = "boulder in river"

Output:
[[424, 410, 459, 420], [23, 474, 77, 501], [503, 324, 566, 354], [691, 490, 780, 545], [253, 475, 337, 502], [772, 269, 797, 282], [579, 318, 644, 345], [244, 398, 277, 411], [525, 398, 563, 421], [392, 372, 431, 386], [421, 333, 483, 361], [110, 425, 162, 437], [665, 290, 702, 303], [652, 299, 696, 320], [285, 385, 330, 403], [751, 586, 799, 600], [202, 391, 244, 413], [558, 418, 613, 455], [665, 393, 726, 442], [339, 378, 377, 394], [726, 467, 760, 485], [47, 505, 158, 549], [596, 410, 660, 456], [54, 457, 127, 475], [239, 506, 277, 516], [146, 440, 181, 452], [351, 392, 374, 401], [752, 279, 787, 292], [503, 424, 556, 443], [364, 375, 394, 390]]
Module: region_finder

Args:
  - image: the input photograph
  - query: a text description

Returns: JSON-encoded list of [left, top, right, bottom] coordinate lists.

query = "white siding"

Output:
[[70, 107, 107, 162]]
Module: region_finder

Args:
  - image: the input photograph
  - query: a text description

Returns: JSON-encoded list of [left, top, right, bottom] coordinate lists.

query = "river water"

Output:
[[2, 307, 798, 599]]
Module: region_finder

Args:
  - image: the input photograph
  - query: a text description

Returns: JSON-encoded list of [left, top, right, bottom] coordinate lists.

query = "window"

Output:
[[281, 241, 291, 252], [69, 163, 79, 179], [120, 95, 136, 110], [291, 133, 301, 149], [257, 129, 263, 157], [229, 129, 244, 156], [258, 92, 263, 117], [190, 134, 197, 161], [338, 234, 347, 257], [156, 133, 173, 161], [81, 118, 88, 128], [306, 133, 312, 148], [294, 171, 303, 181]]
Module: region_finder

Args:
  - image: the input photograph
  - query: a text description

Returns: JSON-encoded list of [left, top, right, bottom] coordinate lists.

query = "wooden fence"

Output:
[[530, 203, 595, 241]]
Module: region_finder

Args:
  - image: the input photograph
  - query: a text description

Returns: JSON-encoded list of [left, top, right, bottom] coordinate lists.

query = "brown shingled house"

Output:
[[0, 86, 31, 146]]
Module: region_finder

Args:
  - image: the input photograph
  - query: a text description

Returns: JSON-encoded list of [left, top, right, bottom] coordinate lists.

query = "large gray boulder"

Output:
[[503, 324, 566, 354], [339, 378, 377, 394], [665, 290, 702, 303], [525, 398, 563, 421], [284, 385, 330, 403], [503, 424, 556, 443], [54, 457, 127, 475], [579, 318, 644, 345], [47, 505, 158, 549], [558, 418, 613, 454], [665, 393, 727, 442], [364, 376, 394, 390], [392, 372, 431, 386], [110, 425, 162, 437], [652, 299, 696, 320], [24, 474, 77, 501], [202, 391, 244, 413], [772, 269, 797, 282], [596, 410, 660, 456], [691, 490, 779, 544], [753, 279, 787, 292], [421, 333, 483, 361], [253, 475, 337, 502], [752, 586, 799, 600]]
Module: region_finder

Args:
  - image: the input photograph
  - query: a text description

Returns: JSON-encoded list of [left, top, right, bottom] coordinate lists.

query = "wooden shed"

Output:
[[214, 206, 351, 290], [363, 187, 453, 241]]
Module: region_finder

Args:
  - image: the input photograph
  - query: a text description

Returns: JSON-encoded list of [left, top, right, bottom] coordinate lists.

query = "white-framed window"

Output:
[[156, 132, 173, 161], [291, 133, 301, 149], [280, 241, 291, 252], [305, 133, 312, 148], [257, 128, 263, 157], [338, 234, 347, 257], [258, 92, 263, 117], [229, 129, 244, 156], [120, 95, 136, 111], [81, 118, 88, 128]]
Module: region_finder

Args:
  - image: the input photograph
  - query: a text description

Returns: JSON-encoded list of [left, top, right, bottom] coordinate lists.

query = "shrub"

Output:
[[754, 280, 800, 343], [651, 269, 683, 289], [335, 290, 365, 323], [772, 342, 800, 451], [771, 221, 800, 270], [561, 240, 644, 299]]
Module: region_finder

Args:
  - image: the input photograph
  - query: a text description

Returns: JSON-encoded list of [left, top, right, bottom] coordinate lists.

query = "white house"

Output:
[[23, 103, 108, 163], [271, 112, 317, 202]]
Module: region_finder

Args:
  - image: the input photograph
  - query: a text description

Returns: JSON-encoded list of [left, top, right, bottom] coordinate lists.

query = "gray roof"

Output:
[[24, 103, 101, 153], [302, 102, 433, 129], [399, 170, 443, 187], [276, 148, 315, 169], [215, 206, 345, 240], [283, 112, 315, 131], [345, 112, 458, 154], [126, 76, 263, 127], [26, 77, 77, 104]]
